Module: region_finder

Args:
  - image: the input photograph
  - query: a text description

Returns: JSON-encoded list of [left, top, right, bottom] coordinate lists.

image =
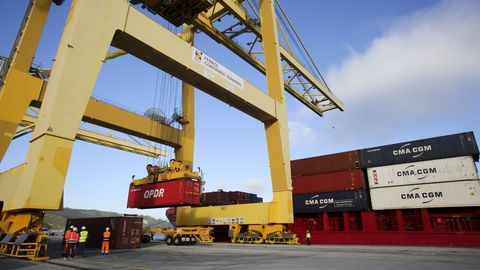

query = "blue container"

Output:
[[360, 131, 479, 168], [293, 190, 369, 213]]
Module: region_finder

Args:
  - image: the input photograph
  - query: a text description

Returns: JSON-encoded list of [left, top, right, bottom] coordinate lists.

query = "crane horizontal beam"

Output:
[[132, 0, 344, 117], [82, 98, 182, 148], [21, 114, 165, 158], [32, 95, 182, 148], [112, 6, 278, 123], [177, 190, 293, 225]]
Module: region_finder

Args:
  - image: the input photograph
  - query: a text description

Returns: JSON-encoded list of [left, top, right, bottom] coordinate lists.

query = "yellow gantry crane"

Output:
[[0, 0, 343, 260]]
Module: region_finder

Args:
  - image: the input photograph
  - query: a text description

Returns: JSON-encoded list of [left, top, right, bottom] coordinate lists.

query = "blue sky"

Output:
[[1, 0, 479, 220]]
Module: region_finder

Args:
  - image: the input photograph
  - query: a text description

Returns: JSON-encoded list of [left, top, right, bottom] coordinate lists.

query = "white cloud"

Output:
[[288, 120, 318, 147], [331, 1, 480, 99], [321, 0, 480, 146], [242, 178, 267, 194]]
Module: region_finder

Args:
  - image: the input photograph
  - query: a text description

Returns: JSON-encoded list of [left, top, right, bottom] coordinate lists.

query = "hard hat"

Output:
[[106, 227, 110, 231], [73, 227, 78, 231], [82, 226, 86, 230], [70, 225, 74, 229]]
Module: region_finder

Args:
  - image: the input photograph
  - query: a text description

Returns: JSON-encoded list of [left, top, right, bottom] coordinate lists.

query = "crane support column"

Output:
[[260, 0, 293, 223], [0, 0, 51, 161], [174, 25, 195, 170], [176, 0, 295, 227], [0, 0, 128, 211]]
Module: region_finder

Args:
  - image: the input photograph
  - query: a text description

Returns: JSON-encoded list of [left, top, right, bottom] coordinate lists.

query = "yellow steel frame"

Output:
[[155, 227, 214, 244], [21, 114, 166, 158], [192, 0, 344, 116], [0, 1, 53, 260], [176, 0, 293, 226], [0, 0, 343, 244], [0, 0, 50, 161], [0, 0, 292, 226], [174, 25, 195, 170], [34, 93, 183, 148]]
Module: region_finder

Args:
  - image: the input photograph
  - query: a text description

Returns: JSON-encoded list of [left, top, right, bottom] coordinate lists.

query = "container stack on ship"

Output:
[[290, 151, 369, 242], [290, 131, 480, 246]]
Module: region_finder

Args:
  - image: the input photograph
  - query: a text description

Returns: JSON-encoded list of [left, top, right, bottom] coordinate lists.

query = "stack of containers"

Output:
[[201, 190, 263, 206], [291, 151, 369, 213], [362, 131, 480, 210]]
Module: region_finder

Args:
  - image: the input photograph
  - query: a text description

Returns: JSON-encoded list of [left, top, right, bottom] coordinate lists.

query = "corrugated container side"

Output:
[[202, 191, 261, 205], [113, 216, 143, 249], [228, 191, 242, 204], [165, 208, 176, 227], [127, 179, 201, 209], [367, 156, 479, 188], [361, 131, 479, 168], [292, 169, 366, 194], [370, 180, 480, 210], [65, 216, 142, 249], [201, 191, 230, 205], [293, 190, 369, 213], [291, 150, 361, 177]]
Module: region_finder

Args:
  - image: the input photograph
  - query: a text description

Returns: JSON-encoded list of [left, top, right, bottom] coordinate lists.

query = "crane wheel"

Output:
[[173, 236, 182, 246], [166, 235, 174, 245]]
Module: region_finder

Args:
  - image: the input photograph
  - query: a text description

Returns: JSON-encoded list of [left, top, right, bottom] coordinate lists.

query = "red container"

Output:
[[229, 191, 250, 204], [291, 150, 361, 177], [165, 208, 176, 227], [127, 179, 201, 209], [65, 216, 143, 249], [292, 169, 366, 194], [202, 191, 230, 205]]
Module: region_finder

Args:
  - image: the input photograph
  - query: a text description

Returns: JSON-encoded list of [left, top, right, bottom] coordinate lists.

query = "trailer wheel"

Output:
[[173, 236, 182, 246], [166, 235, 174, 246]]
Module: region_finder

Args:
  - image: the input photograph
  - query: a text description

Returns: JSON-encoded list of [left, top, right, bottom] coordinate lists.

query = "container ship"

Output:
[[289, 131, 480, 247]]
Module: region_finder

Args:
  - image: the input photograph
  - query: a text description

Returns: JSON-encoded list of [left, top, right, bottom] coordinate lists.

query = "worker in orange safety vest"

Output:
[[101, 227, 111, 255], [64, 227, 79, 259], [62, 225, 74, 256]]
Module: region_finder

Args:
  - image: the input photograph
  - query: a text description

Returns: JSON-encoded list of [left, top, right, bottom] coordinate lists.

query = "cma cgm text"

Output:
[[397, 167, 437, 177], [305, 198, 334, 205], [401, 191, 443, 199], [393, 145, 432, 156]]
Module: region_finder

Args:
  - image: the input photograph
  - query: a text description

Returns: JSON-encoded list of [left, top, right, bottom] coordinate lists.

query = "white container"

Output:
[[367, 156, 478, 188], [370, 180, 480, 210]]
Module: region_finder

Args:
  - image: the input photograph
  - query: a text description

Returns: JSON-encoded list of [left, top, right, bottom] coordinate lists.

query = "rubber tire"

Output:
[[173, 236, 182, 246], [166, 235, 174, 246]]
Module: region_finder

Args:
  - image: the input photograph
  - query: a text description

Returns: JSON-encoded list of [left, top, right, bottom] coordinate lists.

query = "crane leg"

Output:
[[0, 211, 48, 261]]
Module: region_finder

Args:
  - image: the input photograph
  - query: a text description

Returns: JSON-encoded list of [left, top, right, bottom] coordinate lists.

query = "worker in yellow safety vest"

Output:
[[101, 227, 111, 255], [77, 226, 88, 256], [306, 230, 311, 245]]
